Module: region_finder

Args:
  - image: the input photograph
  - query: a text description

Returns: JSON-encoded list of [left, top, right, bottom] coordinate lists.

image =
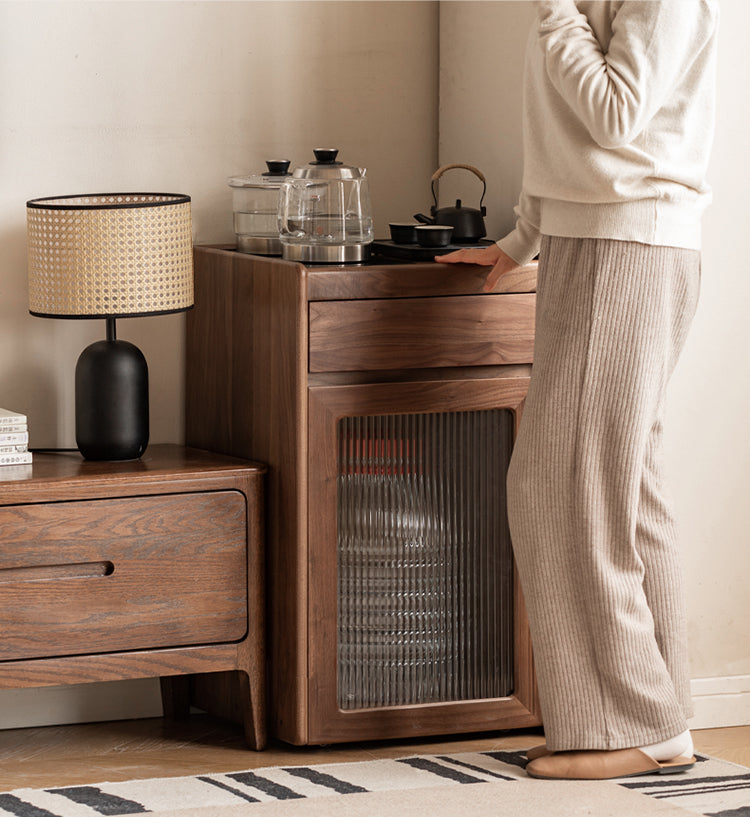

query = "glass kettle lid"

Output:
[[292, 148, 366, 181], [229, 159, 292, 189]]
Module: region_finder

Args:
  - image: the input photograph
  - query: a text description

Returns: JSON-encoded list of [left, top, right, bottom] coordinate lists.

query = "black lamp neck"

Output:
[[106, 317, 117, 342]]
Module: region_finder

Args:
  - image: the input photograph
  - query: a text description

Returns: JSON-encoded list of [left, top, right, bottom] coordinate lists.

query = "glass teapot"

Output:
[[278, 148, 374, 263]]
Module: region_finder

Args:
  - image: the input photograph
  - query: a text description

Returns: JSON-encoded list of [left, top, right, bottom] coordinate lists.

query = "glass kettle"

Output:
[[228, 159, 291, 255], [278, 148, 374, 263]]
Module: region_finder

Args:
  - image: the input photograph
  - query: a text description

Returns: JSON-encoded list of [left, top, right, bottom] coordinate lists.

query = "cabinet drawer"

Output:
[[309, 294, 535, 373], [0, 491, 248, 661]]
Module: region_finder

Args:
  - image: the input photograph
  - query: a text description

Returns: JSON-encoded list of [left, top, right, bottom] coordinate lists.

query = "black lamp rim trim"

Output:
[[26, 193, 191, 211], [29, 305, 194, 320]]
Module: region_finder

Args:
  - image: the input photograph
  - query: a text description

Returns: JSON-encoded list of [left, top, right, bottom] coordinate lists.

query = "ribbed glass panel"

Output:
[[337, 410, 514, 709]]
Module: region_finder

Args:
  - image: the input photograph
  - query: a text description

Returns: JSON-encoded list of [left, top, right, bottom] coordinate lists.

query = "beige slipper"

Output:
[[526, 748, 696, 780]]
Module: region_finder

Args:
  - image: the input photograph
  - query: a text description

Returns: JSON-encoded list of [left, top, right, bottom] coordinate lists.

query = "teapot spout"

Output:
[[413, 212, 435, 225]]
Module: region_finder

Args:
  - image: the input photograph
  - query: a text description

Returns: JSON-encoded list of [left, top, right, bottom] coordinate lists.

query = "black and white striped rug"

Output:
[[1, 751, 748, 817]]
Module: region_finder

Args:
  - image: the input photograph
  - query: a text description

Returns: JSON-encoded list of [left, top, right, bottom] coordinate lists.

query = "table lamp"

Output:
[[26, 193, 194, 461]]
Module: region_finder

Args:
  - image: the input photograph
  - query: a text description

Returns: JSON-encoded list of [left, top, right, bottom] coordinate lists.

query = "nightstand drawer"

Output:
[[308, 294, 536, 372], [0, 491, 248, 661]]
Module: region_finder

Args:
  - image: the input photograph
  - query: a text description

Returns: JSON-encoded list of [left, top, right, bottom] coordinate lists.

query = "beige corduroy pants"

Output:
[[507, 236, 700, 752]]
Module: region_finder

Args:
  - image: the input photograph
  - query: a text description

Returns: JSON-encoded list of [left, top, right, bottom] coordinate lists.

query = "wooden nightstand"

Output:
[[0, 444, 267, 749]]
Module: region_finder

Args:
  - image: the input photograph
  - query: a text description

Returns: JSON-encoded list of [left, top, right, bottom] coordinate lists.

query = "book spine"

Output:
[[0, 451, 33, 465], [0, 414, 27, 427], [0, 431, 29, 445]]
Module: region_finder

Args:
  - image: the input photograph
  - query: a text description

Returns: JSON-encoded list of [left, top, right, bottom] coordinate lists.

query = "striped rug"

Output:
[[1, 750, 748, 817]]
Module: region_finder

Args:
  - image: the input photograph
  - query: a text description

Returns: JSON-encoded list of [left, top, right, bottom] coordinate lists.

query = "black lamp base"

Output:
[[75, 321, 149, 461]]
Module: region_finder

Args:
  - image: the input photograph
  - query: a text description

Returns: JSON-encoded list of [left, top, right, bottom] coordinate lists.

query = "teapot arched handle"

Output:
[[431, 164, 487, 212], [431, 163, 486, 184]]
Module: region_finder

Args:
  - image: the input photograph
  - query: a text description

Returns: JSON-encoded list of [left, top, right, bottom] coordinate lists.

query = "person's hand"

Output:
[[437, 244, 519, 291]]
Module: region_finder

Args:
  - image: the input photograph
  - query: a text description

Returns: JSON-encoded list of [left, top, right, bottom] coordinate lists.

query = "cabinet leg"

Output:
[[160, 675, 192, 720], [236, 670, 267, 751], [188, 670, 267, 750]]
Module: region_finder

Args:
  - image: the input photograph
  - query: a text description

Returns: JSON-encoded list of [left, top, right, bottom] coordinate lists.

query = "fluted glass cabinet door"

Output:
[[307, 375, 540, 743], [337, 410, 514, 710]]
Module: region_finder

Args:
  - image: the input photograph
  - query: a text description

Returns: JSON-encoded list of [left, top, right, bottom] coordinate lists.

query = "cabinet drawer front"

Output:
[[0, 491, 248, 661], [309, 294, 535, 372]]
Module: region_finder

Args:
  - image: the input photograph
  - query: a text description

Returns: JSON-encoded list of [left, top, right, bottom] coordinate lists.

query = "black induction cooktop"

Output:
[[370, 239, 493, 263]]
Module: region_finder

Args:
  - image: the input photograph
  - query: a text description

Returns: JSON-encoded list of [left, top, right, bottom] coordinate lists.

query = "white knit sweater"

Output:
[[497, 0, 719, 266]]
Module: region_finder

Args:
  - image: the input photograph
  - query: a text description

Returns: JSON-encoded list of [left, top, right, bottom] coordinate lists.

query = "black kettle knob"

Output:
[[264, 159, 291, 176], [313, 148, 339, 164]]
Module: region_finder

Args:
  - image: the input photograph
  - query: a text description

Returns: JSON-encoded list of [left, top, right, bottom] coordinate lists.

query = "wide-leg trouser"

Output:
[[506, 236, 700, 751]]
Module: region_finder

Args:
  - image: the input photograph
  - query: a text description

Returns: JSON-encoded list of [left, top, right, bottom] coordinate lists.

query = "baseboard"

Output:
[[689, 675, 750, 729], [0, 679, 162, 730], [1, 675, 748, 732]]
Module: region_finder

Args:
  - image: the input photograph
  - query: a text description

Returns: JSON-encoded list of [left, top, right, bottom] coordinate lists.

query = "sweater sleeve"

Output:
[[535, 0, 717, 149], [496, 191, 542, 266]]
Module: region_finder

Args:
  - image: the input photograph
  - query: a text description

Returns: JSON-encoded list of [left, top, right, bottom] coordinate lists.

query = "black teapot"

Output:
[[414, 163, 487, 243]]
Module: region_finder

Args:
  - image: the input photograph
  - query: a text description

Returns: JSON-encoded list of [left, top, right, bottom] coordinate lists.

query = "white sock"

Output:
[[640, 729, 694, 761]]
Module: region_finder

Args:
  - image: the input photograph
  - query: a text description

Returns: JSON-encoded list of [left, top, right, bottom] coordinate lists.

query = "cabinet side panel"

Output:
[[185, 249, 234, 453], [186, 249, 309, 745], [240, 258, 309, 744]]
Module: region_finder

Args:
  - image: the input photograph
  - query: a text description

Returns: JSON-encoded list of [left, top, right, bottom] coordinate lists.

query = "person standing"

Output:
[[440, 0, 719, 780]]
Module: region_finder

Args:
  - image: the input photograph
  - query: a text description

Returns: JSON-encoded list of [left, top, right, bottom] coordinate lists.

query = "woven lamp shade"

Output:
[[27, 193, 194, 319]]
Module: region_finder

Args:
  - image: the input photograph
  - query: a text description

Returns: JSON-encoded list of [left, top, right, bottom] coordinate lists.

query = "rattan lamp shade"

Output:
[[26, 193, 194, 318]]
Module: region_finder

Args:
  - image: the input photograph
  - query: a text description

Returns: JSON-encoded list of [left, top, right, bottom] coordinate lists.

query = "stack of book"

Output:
[[0, 408, 32, 466]]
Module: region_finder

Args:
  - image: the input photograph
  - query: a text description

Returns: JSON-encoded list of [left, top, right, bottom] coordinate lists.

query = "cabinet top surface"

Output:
[[195, 245, 537, 301], [0, 444, 265, 494]]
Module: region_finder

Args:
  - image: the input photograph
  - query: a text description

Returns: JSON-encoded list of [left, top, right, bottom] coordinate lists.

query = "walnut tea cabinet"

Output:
[[186, 246, 541, 745]]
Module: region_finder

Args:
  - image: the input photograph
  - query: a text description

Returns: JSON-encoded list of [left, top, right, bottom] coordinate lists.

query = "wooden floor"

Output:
[[0, 714, 747, 792]]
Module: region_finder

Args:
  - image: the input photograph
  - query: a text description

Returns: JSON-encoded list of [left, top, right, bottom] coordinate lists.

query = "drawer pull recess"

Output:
[[0, 561, 115, 583]]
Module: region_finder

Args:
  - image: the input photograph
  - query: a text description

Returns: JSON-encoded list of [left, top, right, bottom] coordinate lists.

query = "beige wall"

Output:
[[0, 0, 438, 448], [0, 0, 438, 728], [439, 1, 750, 726]]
